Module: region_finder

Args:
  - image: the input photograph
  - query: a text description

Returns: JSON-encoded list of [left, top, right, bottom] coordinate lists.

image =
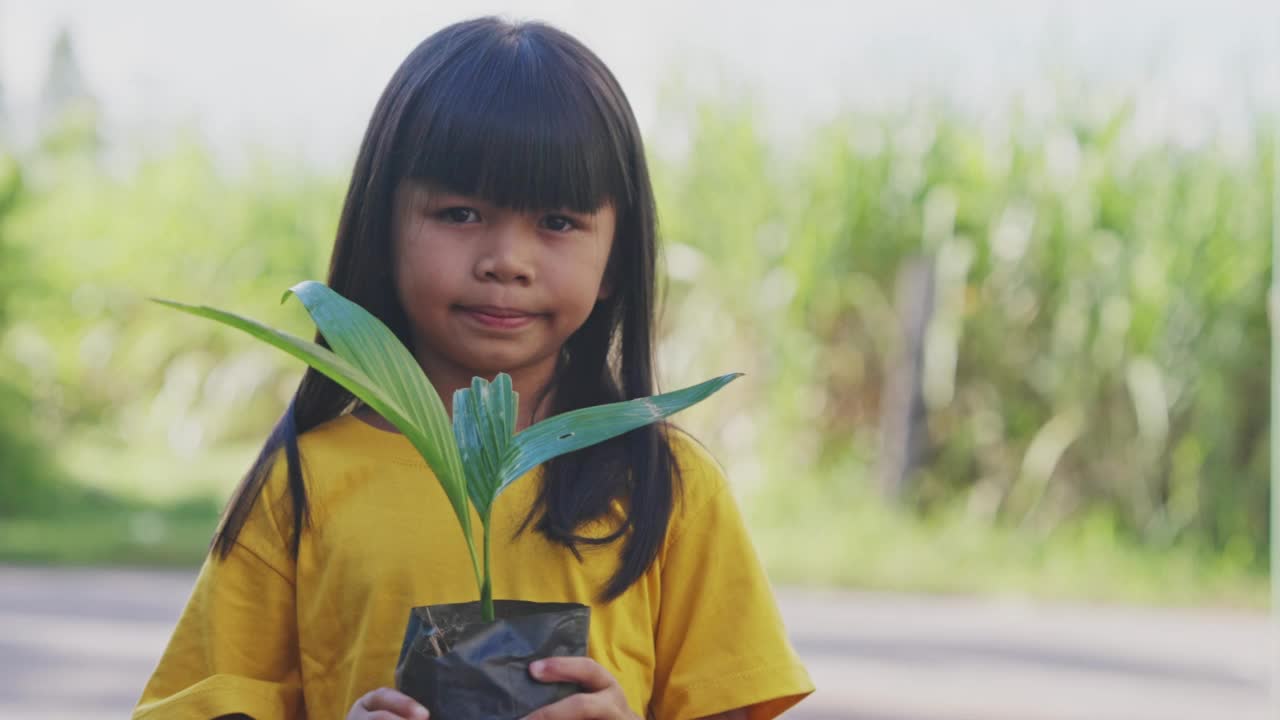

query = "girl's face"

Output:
[[392, 181, 615, 403]]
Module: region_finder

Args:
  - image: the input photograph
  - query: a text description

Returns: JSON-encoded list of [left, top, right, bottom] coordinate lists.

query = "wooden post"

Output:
[[878, 255, 936, 502]]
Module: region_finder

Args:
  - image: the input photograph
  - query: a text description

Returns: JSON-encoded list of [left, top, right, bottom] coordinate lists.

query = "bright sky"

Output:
[[1, 0, 1276, 168]]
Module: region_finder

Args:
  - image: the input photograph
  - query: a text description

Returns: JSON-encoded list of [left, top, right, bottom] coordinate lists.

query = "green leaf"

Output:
[[150, 299, 418, 458], [153, 284, 485, 601], [452, 374, 517, 524], [451, 374, 518, 623], [283, 282, 471, 541], [497, 373, 742, 496]]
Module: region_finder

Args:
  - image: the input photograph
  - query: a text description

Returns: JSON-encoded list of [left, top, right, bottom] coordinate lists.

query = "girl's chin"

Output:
[[448, 351, 559, 382]]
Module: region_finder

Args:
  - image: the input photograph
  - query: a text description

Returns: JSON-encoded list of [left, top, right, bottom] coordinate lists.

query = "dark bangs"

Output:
[[394, 23, 636, 214]]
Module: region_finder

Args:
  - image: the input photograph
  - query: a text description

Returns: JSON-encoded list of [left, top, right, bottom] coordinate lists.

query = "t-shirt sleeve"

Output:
[[133, 460, 304, 720], [650, 440, 814, 720]]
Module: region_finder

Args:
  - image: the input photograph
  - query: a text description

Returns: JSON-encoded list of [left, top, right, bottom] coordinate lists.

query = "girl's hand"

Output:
[[523, 658, 640, 720], [347, 688, 430, 720]]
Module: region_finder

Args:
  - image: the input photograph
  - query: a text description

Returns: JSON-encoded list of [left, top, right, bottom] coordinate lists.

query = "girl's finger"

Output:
[[357, 687, 430, 720], [521, 691, 611, 720], [529, 657, 616, 691], [369, 712, 422, 720]]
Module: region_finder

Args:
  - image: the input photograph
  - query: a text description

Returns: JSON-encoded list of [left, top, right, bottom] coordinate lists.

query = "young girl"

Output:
[[134, 17, 813, 720]]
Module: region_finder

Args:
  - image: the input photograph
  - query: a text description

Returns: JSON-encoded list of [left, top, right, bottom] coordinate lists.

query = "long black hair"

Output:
[[212, 17, 674, 601]]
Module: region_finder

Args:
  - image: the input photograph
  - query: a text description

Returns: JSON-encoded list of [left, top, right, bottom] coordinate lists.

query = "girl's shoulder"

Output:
[[297, 411, 423, 468], [255, 412, 424, 511]]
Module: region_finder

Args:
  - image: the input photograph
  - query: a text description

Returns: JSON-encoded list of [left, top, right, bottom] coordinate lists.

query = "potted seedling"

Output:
[[156, 281, 738, 720]]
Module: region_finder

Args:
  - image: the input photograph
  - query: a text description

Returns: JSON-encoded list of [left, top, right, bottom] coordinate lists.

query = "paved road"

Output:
[[0, 566, 1269, 719]]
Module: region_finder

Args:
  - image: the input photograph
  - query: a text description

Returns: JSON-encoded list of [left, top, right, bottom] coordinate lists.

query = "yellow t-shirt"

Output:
[[134, 414, 813, 720]]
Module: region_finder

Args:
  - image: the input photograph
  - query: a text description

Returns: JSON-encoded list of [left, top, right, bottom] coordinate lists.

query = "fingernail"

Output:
[[414, 705, 429, 719], [530, 660, 545, 676]]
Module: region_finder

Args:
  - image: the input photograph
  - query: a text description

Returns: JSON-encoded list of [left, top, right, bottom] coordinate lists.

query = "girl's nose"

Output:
[[474, 224, 536, 285]]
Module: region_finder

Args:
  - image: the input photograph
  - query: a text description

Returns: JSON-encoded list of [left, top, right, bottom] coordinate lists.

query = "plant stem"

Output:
[[462, 529, 484, 610], [480, 519, 494, 622]]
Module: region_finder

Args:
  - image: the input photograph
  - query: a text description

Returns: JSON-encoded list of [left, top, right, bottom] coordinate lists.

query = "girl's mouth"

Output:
[[457, 305, 540, 330]]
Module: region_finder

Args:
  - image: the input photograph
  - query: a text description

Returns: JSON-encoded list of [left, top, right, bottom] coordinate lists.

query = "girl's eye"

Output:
[[439, 207, 479, 224], [541, 214, 577, 232]]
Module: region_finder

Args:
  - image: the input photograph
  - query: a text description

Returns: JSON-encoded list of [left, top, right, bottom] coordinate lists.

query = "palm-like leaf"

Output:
[[449, 371, 740, 621], [154, 285, 483, 597], [448, 372, 742, 518], [452, 374, 516, 523], [152, 299, 415, 436], [497, 373, 741, 496], [286, 282, 469, 532]]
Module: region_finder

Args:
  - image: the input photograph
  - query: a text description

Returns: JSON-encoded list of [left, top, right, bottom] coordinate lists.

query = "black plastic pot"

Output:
[[395, 599, 591, 720]]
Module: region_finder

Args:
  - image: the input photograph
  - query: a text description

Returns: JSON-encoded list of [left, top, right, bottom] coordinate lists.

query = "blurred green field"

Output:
[[0, 73, 1273, 608], [0, 496, 220, 566]]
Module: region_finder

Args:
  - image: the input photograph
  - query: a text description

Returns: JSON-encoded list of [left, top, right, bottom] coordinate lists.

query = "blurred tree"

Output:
[[38, 26, 102, 159], [0, 152, 20, 325], [0, 21, 70, 512], [0, 150, 65, 516]]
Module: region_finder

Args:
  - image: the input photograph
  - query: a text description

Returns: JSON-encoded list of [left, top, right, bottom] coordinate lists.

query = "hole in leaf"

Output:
[[558, 432, 574, 440]]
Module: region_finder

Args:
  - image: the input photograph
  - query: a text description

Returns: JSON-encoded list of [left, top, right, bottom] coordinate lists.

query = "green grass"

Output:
[[56, 434, 262, 503], [9, 482, 1263, 610], [0, 432, 238, 566], [0, 495, 220, 566], [747, 488, 1268, 610]]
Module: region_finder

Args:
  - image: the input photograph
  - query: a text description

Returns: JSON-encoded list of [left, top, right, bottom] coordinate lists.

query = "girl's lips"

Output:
[[457, 306, 540, 330]]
